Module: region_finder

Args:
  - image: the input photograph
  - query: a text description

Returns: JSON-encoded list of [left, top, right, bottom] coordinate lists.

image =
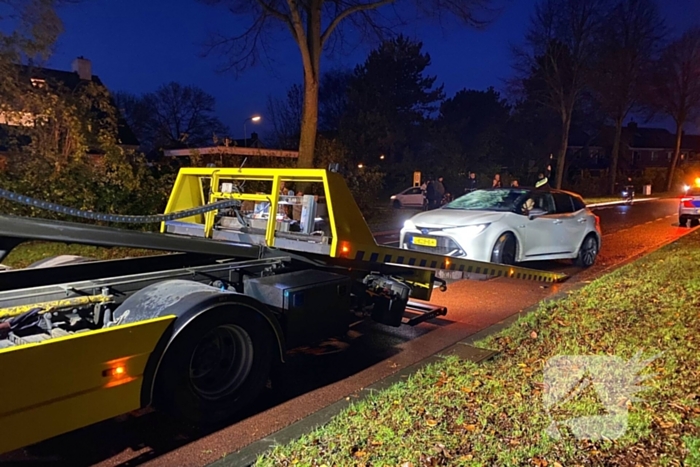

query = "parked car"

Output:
[[679, 186, 700, 227], [390, 186, 425, 209], [399, 187, 601, 267]]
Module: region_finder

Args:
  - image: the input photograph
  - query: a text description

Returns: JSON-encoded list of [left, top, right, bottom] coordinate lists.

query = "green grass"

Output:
[[255, 232, 700, 467], [2, 242, 160, 269]]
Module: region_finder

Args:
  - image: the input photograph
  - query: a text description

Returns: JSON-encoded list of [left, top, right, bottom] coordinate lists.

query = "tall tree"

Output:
[[592, 0, 665, 194], [0, 0, 79, 109], [265, 83, 303, 149], [646, 27, 700, 192], [318, 67, 352, 133], [341, 35, 444, 165], [115, 82, 228, 155], [437, 87, 510, 170], [514, 0, 609, 188], [200, 0, 497, 168]]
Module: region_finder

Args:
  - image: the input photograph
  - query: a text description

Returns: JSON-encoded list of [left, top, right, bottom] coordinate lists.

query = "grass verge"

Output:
[[255, 232, 700, 466], [2, 242, 160, 269]]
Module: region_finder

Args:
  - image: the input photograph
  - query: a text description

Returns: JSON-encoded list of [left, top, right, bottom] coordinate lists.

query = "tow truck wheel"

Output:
[[491, 233, 516, 265], [679, 216, 688, 227], [154, 307, 274, 426]]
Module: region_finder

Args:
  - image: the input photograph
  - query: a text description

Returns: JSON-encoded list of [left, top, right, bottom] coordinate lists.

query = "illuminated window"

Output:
[[30, 78, 46, 88]]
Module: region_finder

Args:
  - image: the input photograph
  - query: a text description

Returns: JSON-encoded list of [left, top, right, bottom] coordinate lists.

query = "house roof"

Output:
[[13, 64, 139, 147], [231, 132, 264, 148]]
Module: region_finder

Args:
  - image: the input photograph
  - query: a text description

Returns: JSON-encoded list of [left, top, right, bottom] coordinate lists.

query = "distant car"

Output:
[[679, 186, 700, 227], [390, 186, 425, 209], [399, 187, 601, 267]]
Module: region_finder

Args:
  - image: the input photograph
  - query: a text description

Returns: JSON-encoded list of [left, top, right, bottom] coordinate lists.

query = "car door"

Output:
[[551, 193, 585, 254], [520, 192, 563, 257], [402, 187, 424, 207]]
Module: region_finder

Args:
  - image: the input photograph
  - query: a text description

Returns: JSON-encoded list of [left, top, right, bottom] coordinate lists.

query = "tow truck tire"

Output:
[[154, 306, 274, 426], [491, 232, 517, 265], [679, 216, 688, 227], [574, 234, 598, 268]]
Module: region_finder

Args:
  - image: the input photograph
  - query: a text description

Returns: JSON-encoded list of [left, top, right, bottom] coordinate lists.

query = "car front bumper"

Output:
[[398, 229, 492, 263]]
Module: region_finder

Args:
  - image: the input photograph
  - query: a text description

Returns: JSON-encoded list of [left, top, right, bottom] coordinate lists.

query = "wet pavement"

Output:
[[0, 198, 691, 467]]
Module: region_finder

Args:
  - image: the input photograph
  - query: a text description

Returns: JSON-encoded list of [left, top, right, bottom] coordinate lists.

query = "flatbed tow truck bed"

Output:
[[0, 167, 566, 455]]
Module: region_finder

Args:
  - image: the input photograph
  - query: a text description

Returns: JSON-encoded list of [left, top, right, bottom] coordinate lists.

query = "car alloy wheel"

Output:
[[491, 233, 516, 265], [575, 235, 598, 268]]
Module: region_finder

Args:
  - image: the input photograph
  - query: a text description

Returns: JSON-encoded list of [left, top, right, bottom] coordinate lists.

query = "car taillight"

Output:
[[682, 198, 695, 208], [595, 215, 600, 228]]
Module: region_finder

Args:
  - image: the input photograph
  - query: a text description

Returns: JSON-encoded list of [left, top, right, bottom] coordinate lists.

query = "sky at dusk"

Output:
[[46, 0, 700, 140]]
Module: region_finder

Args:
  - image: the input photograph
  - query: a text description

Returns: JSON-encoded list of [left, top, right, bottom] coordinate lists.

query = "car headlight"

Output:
[[444, 223, 490, 238], [390, 195, 396, 200], [403, 219, 416, 230]]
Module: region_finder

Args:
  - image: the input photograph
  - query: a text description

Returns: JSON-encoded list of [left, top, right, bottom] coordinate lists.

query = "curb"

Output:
[[208, 224, 699, 467]]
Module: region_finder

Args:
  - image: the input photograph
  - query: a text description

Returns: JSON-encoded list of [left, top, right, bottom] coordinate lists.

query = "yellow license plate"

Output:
[[412, 236, 437, 247]]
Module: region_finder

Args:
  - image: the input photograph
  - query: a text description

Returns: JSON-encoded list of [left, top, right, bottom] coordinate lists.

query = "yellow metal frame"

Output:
[[162, 167, 567, 283]]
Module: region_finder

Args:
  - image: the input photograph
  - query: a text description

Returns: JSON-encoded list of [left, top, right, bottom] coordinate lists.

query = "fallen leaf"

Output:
[[531, 331, 538, 339], [518, 363, 527, 368], [461, 386, 472, 393], [553, 462, 563, 467], [459, 455, 474, 461], [401, 462, 414, 467], [426, 419, 438, 427], [354, 450, 367, 458], [464, 424, 477, 432], [370, 440, 383, 446]]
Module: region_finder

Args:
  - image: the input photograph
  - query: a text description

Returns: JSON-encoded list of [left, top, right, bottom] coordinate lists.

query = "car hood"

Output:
[[408, 209, 507, 228]]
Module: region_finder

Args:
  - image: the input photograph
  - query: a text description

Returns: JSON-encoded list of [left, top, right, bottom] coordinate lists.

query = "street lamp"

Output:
[[243, 115, 261, 147]]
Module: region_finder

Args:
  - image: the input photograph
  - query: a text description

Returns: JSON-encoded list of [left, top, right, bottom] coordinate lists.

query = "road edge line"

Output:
[[587, 197, 661, 208], [206, 225, 698, 467]]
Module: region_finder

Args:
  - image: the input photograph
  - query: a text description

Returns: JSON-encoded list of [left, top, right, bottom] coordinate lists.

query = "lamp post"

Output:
[[243, 115, 261, 147]]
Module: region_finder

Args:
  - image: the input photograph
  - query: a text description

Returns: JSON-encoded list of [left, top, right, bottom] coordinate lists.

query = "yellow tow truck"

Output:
[[0, 167, 566, 454]]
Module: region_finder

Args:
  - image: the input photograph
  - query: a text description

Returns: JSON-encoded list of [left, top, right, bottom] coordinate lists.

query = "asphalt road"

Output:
[[0, 198, 690, 467]]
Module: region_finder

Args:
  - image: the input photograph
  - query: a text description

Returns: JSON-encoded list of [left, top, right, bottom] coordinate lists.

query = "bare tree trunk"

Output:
[[298, 73, 319, 168], [295, 1, 322, 169], [666, 122, 684, 192], [555, 112, 573, 189], [609, 117, 623, 195]]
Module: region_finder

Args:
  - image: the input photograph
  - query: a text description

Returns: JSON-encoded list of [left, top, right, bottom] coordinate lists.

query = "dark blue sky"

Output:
[[47, 0, 699, 139]]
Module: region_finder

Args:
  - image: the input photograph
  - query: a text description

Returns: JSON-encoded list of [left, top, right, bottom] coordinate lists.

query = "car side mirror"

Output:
[[528, 208, 547, 220]]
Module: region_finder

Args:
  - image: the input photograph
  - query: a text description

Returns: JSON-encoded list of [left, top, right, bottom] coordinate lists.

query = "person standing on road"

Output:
[[536, 165, 552, 189], [492, 173, 502, 188], [465, 172, 478, 193], [427, 176, 445, 210]]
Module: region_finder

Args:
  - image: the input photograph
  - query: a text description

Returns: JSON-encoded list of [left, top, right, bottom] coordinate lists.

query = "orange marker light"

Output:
[[103, 365, 126, 378]]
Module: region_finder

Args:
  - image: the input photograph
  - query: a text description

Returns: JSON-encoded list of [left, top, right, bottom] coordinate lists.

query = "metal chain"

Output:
[[0, 187, 240, 224]]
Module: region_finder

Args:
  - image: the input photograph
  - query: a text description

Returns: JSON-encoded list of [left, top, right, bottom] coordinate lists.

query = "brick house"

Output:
[[0, 57, 139, 168]]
